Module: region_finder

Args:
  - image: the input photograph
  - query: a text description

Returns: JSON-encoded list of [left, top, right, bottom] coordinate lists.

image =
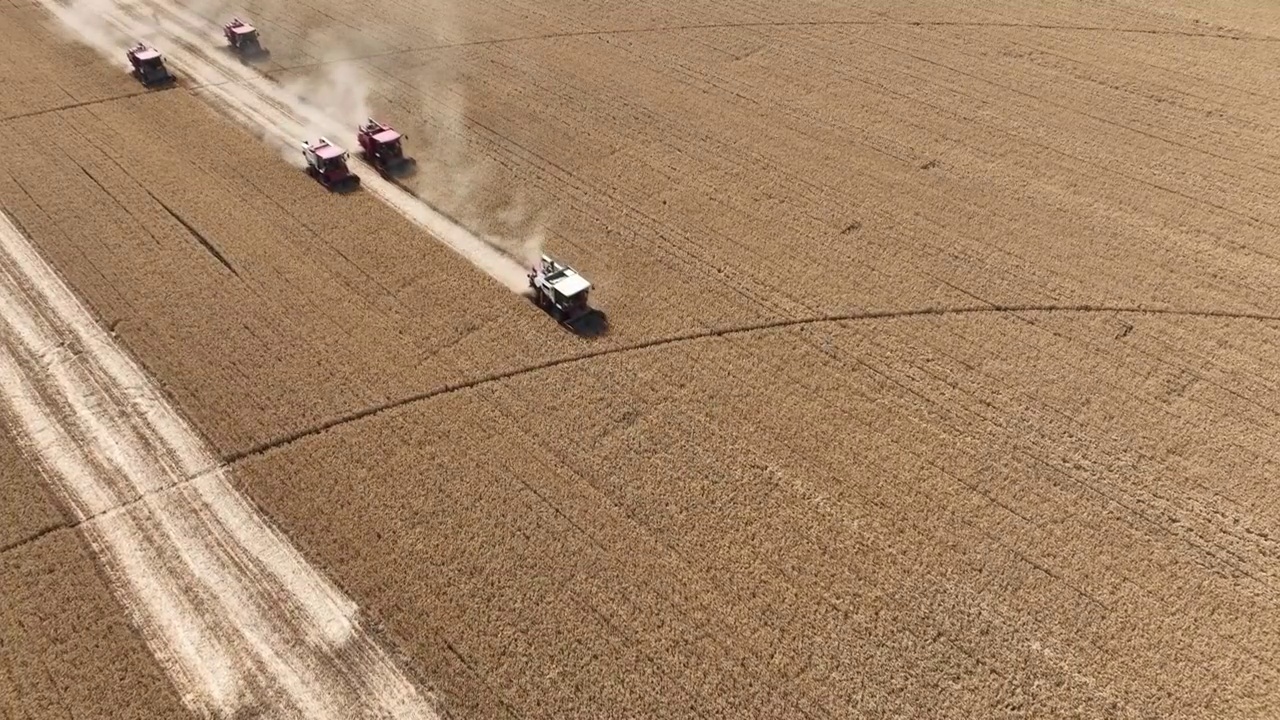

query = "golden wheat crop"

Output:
[[2, 0, 1280, 717]]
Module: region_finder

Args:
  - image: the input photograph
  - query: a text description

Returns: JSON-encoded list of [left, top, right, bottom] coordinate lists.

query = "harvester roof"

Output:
[[545, 269, 590, 297], [313, 144, 345, 160], [132, 48, 161, 61], [371, 129, 401, 144], [230, 24, 256, 34]]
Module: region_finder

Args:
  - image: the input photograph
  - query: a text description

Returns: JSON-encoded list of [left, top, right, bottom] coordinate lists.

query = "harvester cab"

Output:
[[224, 18, 268, 58], [127, 44, 173, 86], [356, 118, 416, 176], [301, 138, 360, 192], [528, 255, 592, 323]]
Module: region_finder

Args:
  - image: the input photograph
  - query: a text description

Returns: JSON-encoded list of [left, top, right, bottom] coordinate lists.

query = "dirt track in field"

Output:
[[2, 0, 1280, 718], [0, 209, 442, 718]]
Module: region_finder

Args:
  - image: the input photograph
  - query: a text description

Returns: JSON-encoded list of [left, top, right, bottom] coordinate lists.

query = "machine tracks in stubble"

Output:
[[3, 2, 451, 706], [152, 197, 238, 276], [3, 1, 604, 713], [0, 205, 446, 718], [225, 302, 1280, 464]]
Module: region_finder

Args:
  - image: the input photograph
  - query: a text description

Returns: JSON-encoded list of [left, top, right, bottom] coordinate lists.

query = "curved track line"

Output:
[[0, 87, 171, 123], [226, 303, 1280, 463], [264, 18, 1280, 75]]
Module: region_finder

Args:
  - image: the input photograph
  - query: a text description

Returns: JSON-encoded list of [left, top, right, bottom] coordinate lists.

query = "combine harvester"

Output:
[[301, 137, 361, 192], [71, 1, 590, 306], [223, 17, 269, 60], [528, 255, 594, 326], [126, 44, 175, 86], [356, 118, 416, 178]]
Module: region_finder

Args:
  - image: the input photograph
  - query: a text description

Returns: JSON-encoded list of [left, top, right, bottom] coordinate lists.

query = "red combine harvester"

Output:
[[301, 138, 360, 192], [355, 118, 416, 177], [223, 18, 269, 59], [126, 44, 174, 87]]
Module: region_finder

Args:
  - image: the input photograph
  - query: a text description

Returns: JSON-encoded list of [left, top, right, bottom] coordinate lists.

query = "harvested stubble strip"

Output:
[[0, 441, 189, 720]]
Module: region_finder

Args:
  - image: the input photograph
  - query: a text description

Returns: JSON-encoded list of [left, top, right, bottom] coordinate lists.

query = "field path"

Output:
[[0, 209, 440, 718]]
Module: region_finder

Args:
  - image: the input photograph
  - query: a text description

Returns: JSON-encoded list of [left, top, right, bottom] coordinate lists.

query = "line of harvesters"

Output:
[[124, 20, 598, 328], [127, 20, 416, 191]]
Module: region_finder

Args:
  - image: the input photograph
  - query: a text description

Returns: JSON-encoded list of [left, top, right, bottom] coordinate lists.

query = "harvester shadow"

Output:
[[566, 309, 610, 338], [362, 153, 418, 180], [311, 172, 362, 195], [217, 46, 273, 65], [524, 296, 609, 338], [136, 74, 178, 90]]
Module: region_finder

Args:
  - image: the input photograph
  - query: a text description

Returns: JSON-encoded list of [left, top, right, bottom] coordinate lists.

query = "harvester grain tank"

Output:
[[223, 18, 269, 59], [127, 44, 174, 86], [356, 118, 416, 177], [301, 138, 360, 191], [528, 255, 592, 322]]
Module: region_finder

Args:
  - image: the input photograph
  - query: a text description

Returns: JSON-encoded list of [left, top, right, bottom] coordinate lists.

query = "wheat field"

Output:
[[2, 0, 1279, 718]]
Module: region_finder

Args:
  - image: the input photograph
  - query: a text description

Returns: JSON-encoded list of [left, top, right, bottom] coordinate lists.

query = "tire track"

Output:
[[151, 196, 239, 276], [0, 209, 441, 718], [0, 521, 69, 556], [0, 86, 175, 123], [224, 303, 1280, 463]]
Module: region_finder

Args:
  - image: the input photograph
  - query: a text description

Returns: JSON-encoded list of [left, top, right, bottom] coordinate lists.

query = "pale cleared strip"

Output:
[[4, 299, 353, 715], [0, 342, 115, 517], [146, 484, 351, 719], [190, 472, 358, 647], [0, 220, 300, 714], [87, 502, 246, 715], [47, 0, 531, 292], [0, 272, 172, 499], [0, 209, 363, 642], [1, 210, 440, 718], [0, 346, 242, 714]]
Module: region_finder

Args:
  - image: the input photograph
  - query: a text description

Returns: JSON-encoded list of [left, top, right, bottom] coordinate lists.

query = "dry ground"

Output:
[[2, 0, 1279, 718]]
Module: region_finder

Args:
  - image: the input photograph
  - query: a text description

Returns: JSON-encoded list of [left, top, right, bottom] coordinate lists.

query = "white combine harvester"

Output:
[[528, 255, 592, 323]]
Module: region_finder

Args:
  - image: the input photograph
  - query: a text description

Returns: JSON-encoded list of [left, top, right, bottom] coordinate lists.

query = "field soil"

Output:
[[2, 0, 1279, 718]]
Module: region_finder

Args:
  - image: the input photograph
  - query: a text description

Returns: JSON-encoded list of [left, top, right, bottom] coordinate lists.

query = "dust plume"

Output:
[[42, 0, 551, 279], [232, 9, 550, 268], [281, 61, 374, 142], [45, 0, 142, 60], [346, 0, 550, 266]]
